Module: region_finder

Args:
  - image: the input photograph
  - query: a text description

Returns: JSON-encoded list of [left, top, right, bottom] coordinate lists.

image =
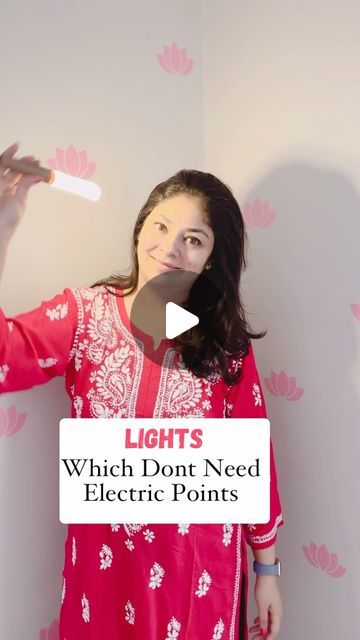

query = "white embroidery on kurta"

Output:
[[247, 524, 256, 531], [79, 290, 143, 418], [229, 524, 242, 640], [79, 289, 99, 301], [92, 346, 132, 410], [154, 353, 220, 418], [246, 513, 283, 545], [61, 577, 66, 604], [38, 357, 57, 368], [70, 289, 139, 418], [74, 338, 89, 372], [252, 383, 262, 406], [0, 364, 9, 382], [72, 536, 77, 566], [195, 570, 212, 597], [222, 524, 233, 547], [212, 618, 224, 639], [149, 562, 165, 589], [177, 523, 190, 535], [227, 356, 243, 379], [99, 543, 113, 570], [224, 401, 233, 418], [74, 396, 83, 417], [125, 539, 135, 551], [70, 288, 226, 420], [123, 523, 147, 537], [143, 529, 155, 542], [81, 593, 90, 623], [230, 525, 242, 640], [7, 321, 14, 332], [111, 523, 120, 532], [165, 616, 181, 639], [125, 600, 135, 625], [46, 302, 69, 321]]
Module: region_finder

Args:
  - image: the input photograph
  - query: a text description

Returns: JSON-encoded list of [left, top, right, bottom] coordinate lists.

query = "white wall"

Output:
[[0, 1, 203, 638], [202, 1, 360, 638]]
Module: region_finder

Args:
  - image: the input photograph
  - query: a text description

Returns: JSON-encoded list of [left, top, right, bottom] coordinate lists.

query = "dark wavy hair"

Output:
[[92, 169, 266, 384]]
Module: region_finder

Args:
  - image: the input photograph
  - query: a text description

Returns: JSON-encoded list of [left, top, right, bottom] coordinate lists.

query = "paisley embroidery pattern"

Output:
[[69, 288, 225, 420], [166, 617, 181, 639], [149, 562, 165, 589], [125, 600, 135, 625], [99, 544, 113, 570], [38, 357, 57, 368], [123, 523, 148, 537], [222, 524, 233, 547], [212, 618, 224, 639], [195, 570, 212, 598], [46, 302, 68, 321], [154, 353, 220, 418], [81, 593, 90, 623], [71, 288, 141, 418]]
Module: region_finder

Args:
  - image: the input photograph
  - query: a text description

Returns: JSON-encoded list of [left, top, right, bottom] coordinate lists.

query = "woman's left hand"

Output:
[[249, 575, 283, 639]]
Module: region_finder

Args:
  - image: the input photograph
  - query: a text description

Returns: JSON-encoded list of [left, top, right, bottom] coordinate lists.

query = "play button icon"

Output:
[[165, 302, 199, 339], [126, 268, 222, 369]]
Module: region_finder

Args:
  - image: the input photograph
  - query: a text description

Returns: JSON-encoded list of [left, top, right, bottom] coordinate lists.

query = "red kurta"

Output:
[[0, 285, 284, 640]]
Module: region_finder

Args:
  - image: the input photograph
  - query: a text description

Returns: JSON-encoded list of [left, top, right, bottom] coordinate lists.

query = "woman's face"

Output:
[[136, 194, 215, 289]]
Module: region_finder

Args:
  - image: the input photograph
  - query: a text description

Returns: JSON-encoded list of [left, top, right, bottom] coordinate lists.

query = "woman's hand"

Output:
[[250, 575, 283, 639], [0, 142, 42, 239]]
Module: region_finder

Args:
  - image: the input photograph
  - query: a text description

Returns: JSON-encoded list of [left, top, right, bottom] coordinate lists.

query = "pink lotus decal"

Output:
[[0, 405, 27, 437], [47, 145, 96, 179], [264, 371, 303, 401], [350, 304, 360, 321], [302, 542, 346, 577], [157, 43, 194, 75], [243, 199, 276, 229], [39, 620, 59, 640]]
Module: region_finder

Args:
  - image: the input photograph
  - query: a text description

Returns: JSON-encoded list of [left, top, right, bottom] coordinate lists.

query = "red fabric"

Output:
[[0, 286, 284, 639]]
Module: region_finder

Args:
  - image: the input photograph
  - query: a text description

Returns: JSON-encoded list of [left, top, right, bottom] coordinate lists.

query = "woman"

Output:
[[0, 143, 284, 639]]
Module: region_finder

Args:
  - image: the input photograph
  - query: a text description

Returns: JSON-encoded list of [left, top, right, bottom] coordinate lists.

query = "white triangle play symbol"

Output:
[[165, 302, 199, 339]]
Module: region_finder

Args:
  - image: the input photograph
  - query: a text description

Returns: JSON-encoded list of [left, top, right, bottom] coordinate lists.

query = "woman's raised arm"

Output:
[[0, 142, 43, 280], [0, 143, 78, 393]]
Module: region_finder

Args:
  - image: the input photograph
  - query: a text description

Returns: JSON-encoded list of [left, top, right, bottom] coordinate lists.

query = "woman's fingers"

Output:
[[264, 609, 281, 640], [0, 143, 20, 173], [2, 155, 41, 189], [1, 142, 19, 158]]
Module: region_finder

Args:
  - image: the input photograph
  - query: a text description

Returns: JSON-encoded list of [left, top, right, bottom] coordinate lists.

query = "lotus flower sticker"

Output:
[[0, 405, 27, 437], [243, 199, 277, 229], [302, 542, 346, 577], [264, 371, 304, 401], [47, 144, 96, 179], [350, 304, 360, 321], [157, 43, 194, 75]]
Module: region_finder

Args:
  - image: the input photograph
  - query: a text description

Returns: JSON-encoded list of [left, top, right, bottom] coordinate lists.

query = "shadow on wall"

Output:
[[240, 162, 360, 636]]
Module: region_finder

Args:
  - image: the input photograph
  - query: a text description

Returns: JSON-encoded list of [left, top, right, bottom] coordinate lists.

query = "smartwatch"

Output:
[[253, 558, 281, 576]]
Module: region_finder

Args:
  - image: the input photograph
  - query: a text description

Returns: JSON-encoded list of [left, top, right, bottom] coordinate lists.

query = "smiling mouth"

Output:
[[151, 255, 181, 269]]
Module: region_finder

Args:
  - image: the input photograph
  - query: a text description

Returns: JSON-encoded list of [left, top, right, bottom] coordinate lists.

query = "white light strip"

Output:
[[50, 170, 102, 202]]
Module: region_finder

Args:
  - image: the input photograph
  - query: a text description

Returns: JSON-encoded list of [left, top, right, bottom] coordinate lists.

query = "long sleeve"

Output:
[[225, 341, 284, 549], [0, 288, 79, 393]]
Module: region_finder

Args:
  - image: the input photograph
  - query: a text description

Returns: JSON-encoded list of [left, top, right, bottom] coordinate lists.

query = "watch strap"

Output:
[[253, 558, 281, 576]]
